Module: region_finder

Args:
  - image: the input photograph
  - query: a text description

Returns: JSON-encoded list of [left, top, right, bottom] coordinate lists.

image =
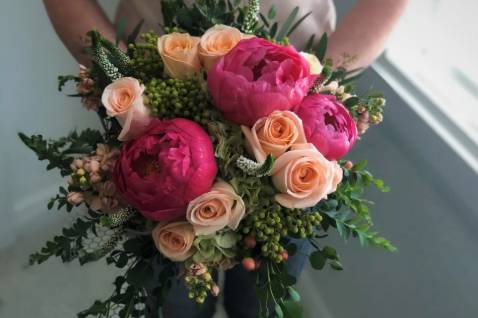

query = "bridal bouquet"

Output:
[[20, 1, 394, 317]]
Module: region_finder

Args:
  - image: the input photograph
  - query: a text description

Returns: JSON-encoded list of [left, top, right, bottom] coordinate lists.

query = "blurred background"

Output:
[[0, 0, 477, 317]]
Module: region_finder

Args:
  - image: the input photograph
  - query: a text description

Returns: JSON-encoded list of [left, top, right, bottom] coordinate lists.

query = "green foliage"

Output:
[[18, 129, 104, 176], [80, 241, 176, 318], [309, 243, 343, 271], [256, 5, 312, 44], [256, 261, 301, 318], [160, 0, 243, 36], [317, 162, 396, 252], [29, 210, 102, 265], [100, 37, 132, 75], [87, 30, 123, 81], [236, 154, 275, 177], [128, 31, 164, 83], [146, 78, 217, 123], [325, 210, 396, 252], [315, 33, 328, 62], [47, 186, 74, 212], [241, 0, 261, 34], [193, 231, 240, 263], [207, 120, 247, 178]]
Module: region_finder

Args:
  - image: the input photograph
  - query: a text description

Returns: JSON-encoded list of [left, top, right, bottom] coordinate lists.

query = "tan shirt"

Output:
[[115, 0, 336, 49]]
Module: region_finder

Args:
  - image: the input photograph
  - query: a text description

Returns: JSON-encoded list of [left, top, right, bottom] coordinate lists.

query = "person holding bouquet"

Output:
[[41, 1, 408, 317]]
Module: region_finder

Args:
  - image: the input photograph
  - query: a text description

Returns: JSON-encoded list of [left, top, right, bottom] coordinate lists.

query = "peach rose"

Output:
[[271, 144, 341, 209], [330, 163, 343, 193], [199, 25, 251, 72], [241, 111, 307, 162], [186, 180, 245, 235], [300, 52, 323, 75], [157, 32, 201, 79], [101, 77, 151, 141], [152, 221, 195, 262]]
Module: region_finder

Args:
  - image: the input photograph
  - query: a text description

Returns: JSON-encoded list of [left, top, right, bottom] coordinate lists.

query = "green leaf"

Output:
[[269, 22, 278, 38], [344, 96, 360, 108], [268, 5, 277, 20], [281, 300, 303, 318], [286, 12, 312, 37], [352, 160, 368, 172], [275, 303, 284, 318], [259, 13, 270, 28], [288, 287, 301, 302], [315, 33, 328, 62], [276, 6, 299, 40], [322, 246, 338, 260], [329, 260, 344, 271], [305, 34, 316, 52], [115, 16, 128, 45], [126, 260, 154, 288], [309, 250, 326, 270], [127, 19, 145, 45]]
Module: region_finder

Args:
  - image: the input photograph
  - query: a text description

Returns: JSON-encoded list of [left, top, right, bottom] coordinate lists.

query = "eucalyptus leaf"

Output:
[[309, 250, 326, 270]]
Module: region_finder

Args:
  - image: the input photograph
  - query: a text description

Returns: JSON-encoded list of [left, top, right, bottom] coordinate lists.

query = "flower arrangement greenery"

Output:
[[20, 1, 394, 317]]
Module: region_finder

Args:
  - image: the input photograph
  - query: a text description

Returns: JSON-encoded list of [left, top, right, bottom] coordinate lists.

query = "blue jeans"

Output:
[[160, 239, 311, 318]]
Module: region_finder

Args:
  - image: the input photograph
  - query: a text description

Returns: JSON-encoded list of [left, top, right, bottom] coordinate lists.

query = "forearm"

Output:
[[43, 0, 117, 65], [327, 0, 408, 70]]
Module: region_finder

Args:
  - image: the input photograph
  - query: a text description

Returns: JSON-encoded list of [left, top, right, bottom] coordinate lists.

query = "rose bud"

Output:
[[67, 192, 84, 205], [344, 160, 354, 170], [211, 284, 220, 297]]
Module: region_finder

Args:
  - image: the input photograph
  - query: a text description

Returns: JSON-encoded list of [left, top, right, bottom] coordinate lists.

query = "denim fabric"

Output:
[[159, 239, 312, 318]]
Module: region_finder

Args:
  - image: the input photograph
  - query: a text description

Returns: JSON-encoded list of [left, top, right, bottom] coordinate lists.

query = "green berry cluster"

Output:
[[184, 271, 214, 304], [128, 31, 163, 82], [145, 78, 220, 124], [241, 203, 323, 263]]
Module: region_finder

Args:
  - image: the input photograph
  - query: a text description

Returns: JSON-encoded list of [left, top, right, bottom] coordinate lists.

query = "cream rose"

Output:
[[157, 32, 201, 79], [199, 25, 250, 72], [271, 144, 341, 209], [300, 52, 323, 75], [186, 181, 245, 235], [241, 111, 307, 162], [152, 221, 195, 261], [101, 77, 151, 141]]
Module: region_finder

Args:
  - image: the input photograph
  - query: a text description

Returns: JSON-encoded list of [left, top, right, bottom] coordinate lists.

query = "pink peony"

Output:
[[113, 118, 217, 221], [207, 38, 316, 126], [295, 94, 358, 160]]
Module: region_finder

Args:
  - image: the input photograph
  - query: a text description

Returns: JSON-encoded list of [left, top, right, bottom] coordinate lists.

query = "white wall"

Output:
[[0, 0, 119, 249]]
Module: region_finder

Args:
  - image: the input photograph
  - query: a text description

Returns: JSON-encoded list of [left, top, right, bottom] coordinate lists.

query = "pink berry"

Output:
[[242, 258, 256, 271], [244, 236, 257, 249]]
